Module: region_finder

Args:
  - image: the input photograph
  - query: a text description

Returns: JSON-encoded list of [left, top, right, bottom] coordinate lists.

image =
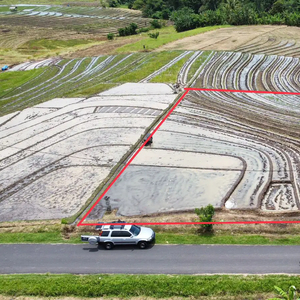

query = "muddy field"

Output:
[[0, 83, 176, 222], [157, 25, 300, 57], [2, 43, 300, 223], [84, 50, 300, 222]]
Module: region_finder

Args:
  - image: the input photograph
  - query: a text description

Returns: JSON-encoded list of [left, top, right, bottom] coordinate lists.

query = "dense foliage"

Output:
[[195, 204, 215, 232], [127, 0, 300, 31], [118, 23, 138, 36]]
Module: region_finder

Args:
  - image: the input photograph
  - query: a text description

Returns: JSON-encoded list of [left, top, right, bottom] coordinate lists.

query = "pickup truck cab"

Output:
[[81, 223, 155, 250]]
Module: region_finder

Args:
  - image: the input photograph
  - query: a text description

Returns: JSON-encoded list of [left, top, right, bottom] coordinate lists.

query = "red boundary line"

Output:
[[78, 88, 300, 226]]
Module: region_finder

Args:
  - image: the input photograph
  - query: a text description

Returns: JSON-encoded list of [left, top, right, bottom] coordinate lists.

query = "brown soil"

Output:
[[0, 24, 142, 64], [156, 25, 300, 52], [66, 36, 142, 58]]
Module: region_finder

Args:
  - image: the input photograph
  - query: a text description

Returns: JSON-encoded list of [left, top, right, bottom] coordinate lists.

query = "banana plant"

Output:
[[269, 285, 300, 300]]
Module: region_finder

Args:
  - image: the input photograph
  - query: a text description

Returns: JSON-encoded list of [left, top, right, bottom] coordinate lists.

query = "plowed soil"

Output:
[[157, 25, 300, 52]]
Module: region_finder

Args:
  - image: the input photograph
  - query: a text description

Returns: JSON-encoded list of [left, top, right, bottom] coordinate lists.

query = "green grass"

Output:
[[119, 4, 129, 8], [150, 51, 194, 83], [2, 231, 300, 245], [0, 6, 35, 12], [156, 232, 300, 245], [0, 232, 73, 244], [0, 68, 45, 99], [65, 83, 117, 97], [0, 274, 299, 298], [112, 51, 183, 82], [19, 39, 96, 51], [116, 25, 231, 53], [187, 50, 213, 82]]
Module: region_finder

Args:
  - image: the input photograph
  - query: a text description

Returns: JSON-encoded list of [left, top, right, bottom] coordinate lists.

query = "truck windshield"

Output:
[[129, 225, 141, 236]]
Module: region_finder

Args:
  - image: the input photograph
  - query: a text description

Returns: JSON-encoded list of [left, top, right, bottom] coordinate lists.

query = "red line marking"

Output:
[[78, 90, 189, 226], [78, 88, 300, 226], [186, 88, 300, 95], [82, 220, 300, 226]]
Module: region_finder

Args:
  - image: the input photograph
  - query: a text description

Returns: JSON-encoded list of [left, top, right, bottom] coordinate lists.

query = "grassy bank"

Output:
[[2, 229, 300, 245], [116, 25, 230, 53], [0, 68, 45, 99], [0, 274, 298, 298]]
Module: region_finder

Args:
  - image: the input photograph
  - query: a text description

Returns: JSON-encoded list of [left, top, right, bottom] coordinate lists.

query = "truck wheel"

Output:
[[138, 241, 147, 249], [104, 242, 114, 250]]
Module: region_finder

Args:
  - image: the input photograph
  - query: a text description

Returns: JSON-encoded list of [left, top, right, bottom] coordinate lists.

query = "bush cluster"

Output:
[[118, 23, 138, 36], [107, 33, 115, 40], [195, 204, 215, 232], [148, 32, 159, 39]]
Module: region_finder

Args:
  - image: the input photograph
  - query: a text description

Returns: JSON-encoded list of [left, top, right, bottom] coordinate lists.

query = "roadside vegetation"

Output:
[[0, 274, 299, 299], [2, 209, 300, 245]]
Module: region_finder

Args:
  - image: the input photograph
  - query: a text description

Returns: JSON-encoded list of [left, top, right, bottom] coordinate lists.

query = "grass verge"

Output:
[[116, 25, 231, 53], [0, 274, 298, 298], [2, 230, 300, 245]]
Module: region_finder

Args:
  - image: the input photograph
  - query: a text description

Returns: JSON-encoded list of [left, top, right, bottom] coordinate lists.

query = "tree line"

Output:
[[108, 0, 300, 31]]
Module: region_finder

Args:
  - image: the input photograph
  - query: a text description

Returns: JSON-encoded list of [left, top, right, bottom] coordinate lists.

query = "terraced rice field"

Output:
[[1, 46, 300, 222], [0, 83, 177, 222], [86, 51, 300, 220], [0, 51, 195, 116], [0, 5, 152, 34], [158, 26, 300, 58]]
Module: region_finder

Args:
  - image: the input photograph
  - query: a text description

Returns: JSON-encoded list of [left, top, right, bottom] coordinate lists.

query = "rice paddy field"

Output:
[[86, 52, 300, 220], [0, 3, 300, 223], [0, 5, 150, 34]]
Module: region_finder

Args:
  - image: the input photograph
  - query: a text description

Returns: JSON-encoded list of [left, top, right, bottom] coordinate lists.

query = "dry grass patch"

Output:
[[86, 208, 300, 235]]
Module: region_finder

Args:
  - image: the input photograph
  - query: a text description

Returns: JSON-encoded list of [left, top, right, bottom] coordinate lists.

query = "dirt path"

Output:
[[156, 25, 289, 51]]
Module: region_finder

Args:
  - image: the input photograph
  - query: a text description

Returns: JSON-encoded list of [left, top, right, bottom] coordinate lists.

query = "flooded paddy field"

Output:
[[0, 83, 176, 221], [85, 52, 300, 221]]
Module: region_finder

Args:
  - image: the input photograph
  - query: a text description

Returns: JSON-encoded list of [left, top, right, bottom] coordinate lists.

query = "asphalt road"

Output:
[[1, 244, 300, 274]]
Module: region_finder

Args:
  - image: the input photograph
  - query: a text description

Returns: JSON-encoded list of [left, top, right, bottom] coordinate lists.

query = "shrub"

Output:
[[118, 23, 138, 36], [195, 204, 215, 232], [100, 0, 107, 8], [150, 19, 162, 28], [148, 32, 159, 39], [118, 28, 126, 36], [107, 33, 115, 40], [61, 218, 68, 225], [129, 22, 138, 33], [137, 27, 150, 33], [108, 0, 119, 7]]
